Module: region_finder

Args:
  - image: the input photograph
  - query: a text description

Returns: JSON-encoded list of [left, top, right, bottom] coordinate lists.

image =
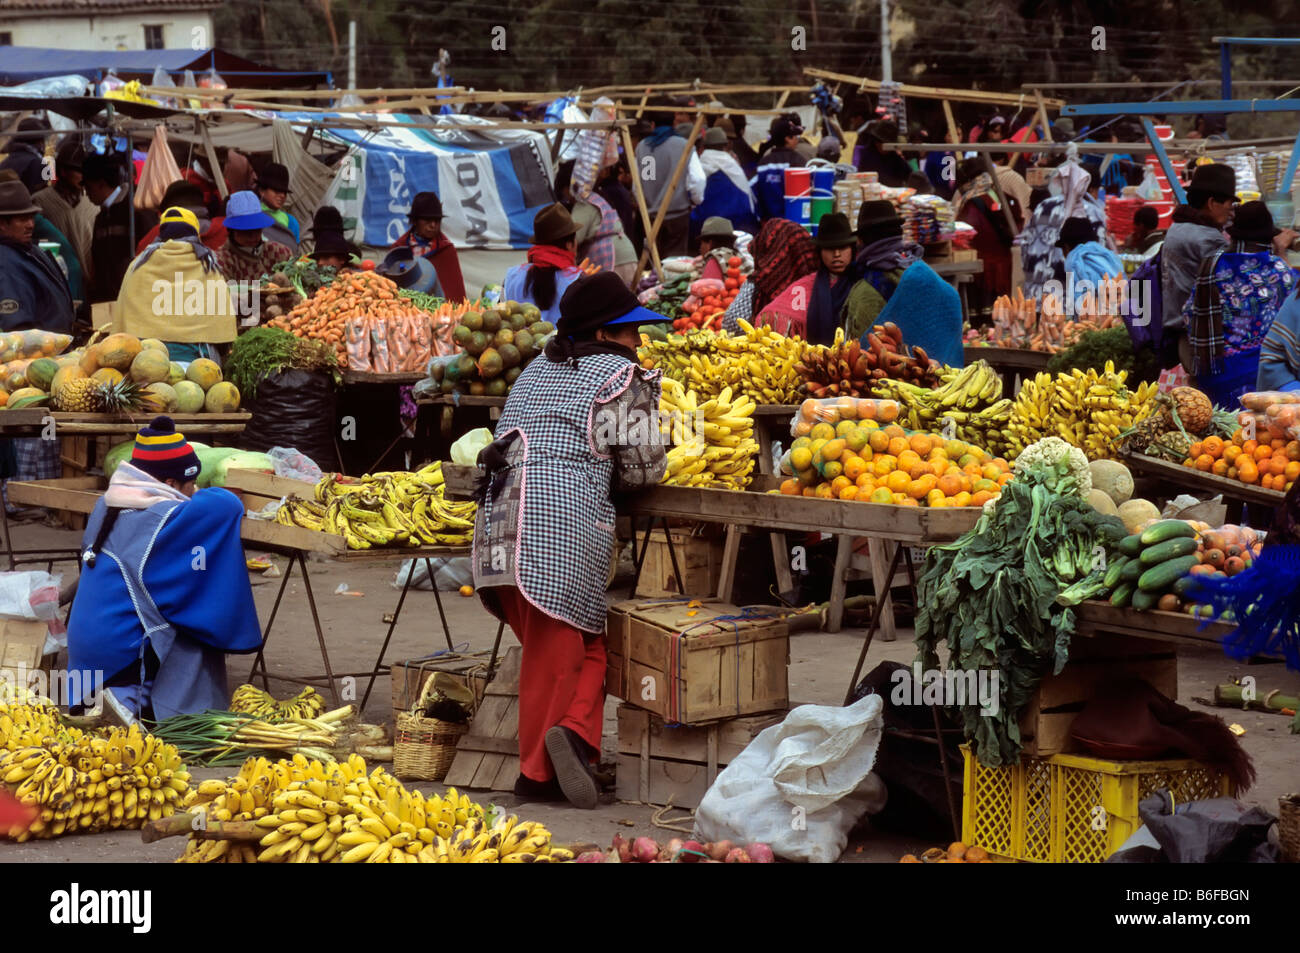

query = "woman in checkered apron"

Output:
[[473, 272, 667, 808]]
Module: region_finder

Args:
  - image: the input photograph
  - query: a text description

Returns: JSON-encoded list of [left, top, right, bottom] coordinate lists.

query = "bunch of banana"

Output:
[[1003, 363, 1158, 461], [659, 379, 758, 490], [277, 461, 476, 550], [872, 361, 1015, 456], [0, 705, 190, 841], [230, 684, 325, 721], [639, 323, 807, 405]]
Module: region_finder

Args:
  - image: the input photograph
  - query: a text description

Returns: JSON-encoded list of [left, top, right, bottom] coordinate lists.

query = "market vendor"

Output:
[[135, 180, 227, 254], [0, 172, 75, 334], [689, 127, 759, 242], [1020, 162, 1111, 300], [750, 117, 806, 221], [554, 159, 638, 287], [721, 217, 818, 330], [1057, 216, 1124, 305], [760, 212, 859, 344], [255, 162, 300, 250], [473, 271, 666, 808], [503, 203, 584, 324], [66, 417, 261, 722], [215, 190, 294, 283], [84, 152, 157, 304], [854, 120, 911, 188], [1183, 201, 1299, 406], [32, 141, 95, 274], [392, 191, 467, 301], [115, 206, 236, 364], [309, 229, 360, 272], [953, 159, 1020, 323], [1257, 289, 1300, 392], [697, 216, 737, 282], [1123, 205, 1166, 258]]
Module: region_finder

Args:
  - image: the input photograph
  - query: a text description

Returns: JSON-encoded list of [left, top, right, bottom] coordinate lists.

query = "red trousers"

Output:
[[494, 586, 606, 782]]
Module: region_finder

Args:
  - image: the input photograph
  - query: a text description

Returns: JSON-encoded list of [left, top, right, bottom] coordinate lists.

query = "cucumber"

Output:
[[1118, 534, 1144, 557], [1139, 537, 1200, 565], [1172, 575, 1201, 599], [1110, 581, 1135, 607], [1139, 519, 1196, 546], [1138, 554, 1200, 592], [1120, 558, 1143, 583], [1131, 587, 1161, 611], [1103, 555, 1130, 589]]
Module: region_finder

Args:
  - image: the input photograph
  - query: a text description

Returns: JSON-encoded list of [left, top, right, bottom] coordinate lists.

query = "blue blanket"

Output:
[[872, 261, 964, 367]]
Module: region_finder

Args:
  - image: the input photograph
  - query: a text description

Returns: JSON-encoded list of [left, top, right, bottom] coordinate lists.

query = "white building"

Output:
[[0, 0, 219, 52]]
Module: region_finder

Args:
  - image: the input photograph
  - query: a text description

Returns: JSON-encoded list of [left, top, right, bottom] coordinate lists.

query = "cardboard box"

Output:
[[0, 618, 52, 698], [606, 598, 789, 725], [1018, 633, 1177, 757], [636, 529, 724, 598], [615, 703, 785, 808]]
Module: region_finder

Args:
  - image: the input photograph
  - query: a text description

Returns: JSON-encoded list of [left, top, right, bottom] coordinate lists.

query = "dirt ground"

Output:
[[3, 519, 1297, 864]]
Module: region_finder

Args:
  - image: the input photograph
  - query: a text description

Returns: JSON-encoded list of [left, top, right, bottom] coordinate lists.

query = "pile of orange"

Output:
[[791, 395, 901, 437], [1182, 429, 1300, 493], [779, 421, 1013, 507]]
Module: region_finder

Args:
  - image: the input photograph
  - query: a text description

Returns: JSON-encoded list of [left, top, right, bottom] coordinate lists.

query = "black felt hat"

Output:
[[814, 212, 857, 248], [408, 191, 444, 220]]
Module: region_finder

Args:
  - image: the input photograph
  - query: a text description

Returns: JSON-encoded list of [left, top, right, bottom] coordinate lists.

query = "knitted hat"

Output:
[[131, 416, 201, 484], [159, 205, 201, 236]]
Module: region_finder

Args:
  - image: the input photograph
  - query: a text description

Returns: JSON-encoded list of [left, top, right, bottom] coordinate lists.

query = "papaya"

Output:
[[186, 358, 223, 391], [97, 333, 143, 372], [204, 381, 241, 413], [129, 349, 172, 385]]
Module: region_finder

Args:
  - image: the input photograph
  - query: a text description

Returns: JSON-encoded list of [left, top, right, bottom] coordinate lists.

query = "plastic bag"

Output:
[[1108, 792, 1279, 863], [1137, 166, 1165, 202], [388, 316, 413, 372], [369, 318, 392, 373], [789, 396, 904, 437], [0, 571, 62, 622], [394, 556, 473, 592], [693, 696, 888, 863], [268, 447, 324, 484], [345, 316, 371, 372], [450, 428, 493, 466], [135, 124, 182, 211], [0, 330, 72, 363], [239, 368, 339, 472]]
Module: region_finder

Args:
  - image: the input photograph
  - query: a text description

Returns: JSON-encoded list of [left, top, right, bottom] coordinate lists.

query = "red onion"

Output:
[[661, 837, 684, 862], [745, 843, 775, 863], [611, 834, 633, 864], [677, 839, 707, 863], [631, 836, 660, 863], [705, 840, 733, 861], [576, 851, 606, 863], [725, 847, 752, 863]]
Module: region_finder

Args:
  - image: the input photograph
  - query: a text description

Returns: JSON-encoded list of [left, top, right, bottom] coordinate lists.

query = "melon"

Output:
[[7, 386, 45, 403], [1086, 488, 1119, 516], [144, 382, 178, 413], [140, 339, 170, 357], [26, 357, 59, 391], [167, 362, 186, 385], [50, 365, 86, 398], [173, 380, 205, 413], [104, 439, 135, 478], [1118, 498, 1161, 534], [204, 381, 241, 413], [92, 367, 124, 387], [97, 333, 143, 372], [129, 349, 171, 385], [78, 347, 100, 376], [1089, 459, 1134, 505], [186, 358, 223, 391]]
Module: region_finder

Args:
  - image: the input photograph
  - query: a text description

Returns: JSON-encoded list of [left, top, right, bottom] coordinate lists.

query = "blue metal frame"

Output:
[[1213, 36, 1300, 100], [1140, 117, 1186, 204]]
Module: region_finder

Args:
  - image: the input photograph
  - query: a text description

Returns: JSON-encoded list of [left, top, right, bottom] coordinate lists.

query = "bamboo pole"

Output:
[[634, 114, 705, 280], [802, 67, 1066, 108], [620, 123, 663, 282], [941, 100, 960, 145], [197, 117, 228, 201]]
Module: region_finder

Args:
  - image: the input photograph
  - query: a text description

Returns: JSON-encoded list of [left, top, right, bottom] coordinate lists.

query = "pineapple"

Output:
[[1149, 429, 1192, 461], [52, 376, 154, 415], [1160, 386, 1213, 435], [1121, 412, 1166, 454]]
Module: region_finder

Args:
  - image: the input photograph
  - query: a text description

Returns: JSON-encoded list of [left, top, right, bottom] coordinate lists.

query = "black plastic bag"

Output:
[[239, 368, 339, 472], [1106, 791, 1279, 863]]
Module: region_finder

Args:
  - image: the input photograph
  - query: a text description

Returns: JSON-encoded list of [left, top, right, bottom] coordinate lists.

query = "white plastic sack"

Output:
[[450, 427, 493, 466], [693, 695, 887, 863], [268, 446, 323, 484], [394, 557, 473, 592], [1137, 166, 1165, 202], [0, 571, 61, 622]]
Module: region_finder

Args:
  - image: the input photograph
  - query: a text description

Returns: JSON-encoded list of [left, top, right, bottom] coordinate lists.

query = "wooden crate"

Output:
[[1018, 633, 1177, 757], [636, 529, 724, 598], [390, 652, 494, 722], [615, 703, 785, 808], [606, 598, 789, 725], [441, 646, 522, 792]]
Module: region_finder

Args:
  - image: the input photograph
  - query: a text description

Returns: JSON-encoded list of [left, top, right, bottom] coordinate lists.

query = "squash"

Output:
[[1118, 498, 1161, 534], [1089, 459, 1134, 505], [1086, 488, 1119, 516]]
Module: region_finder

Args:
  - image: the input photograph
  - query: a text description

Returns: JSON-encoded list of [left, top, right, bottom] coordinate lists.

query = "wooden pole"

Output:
[[980, 152, 1020, 236], [941, 100, 960, 145], [634, 114, 705, 280], [802, 67, 1065, 107], [620, 123, 663, 282], [198, 117, 228, 201]]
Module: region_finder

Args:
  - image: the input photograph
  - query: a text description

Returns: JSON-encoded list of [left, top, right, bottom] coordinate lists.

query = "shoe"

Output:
[[512, 774, 564, 802], [544, 726, 599, 810]]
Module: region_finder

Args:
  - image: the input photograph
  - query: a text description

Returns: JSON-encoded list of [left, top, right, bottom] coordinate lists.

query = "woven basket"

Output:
[[393, 711, 468, 782], [1280, 794, 1300, 863]]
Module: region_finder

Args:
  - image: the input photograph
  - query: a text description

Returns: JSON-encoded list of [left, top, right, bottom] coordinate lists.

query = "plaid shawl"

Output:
[[1189, 242, 1296, 376], [749, 218, 820, 315]]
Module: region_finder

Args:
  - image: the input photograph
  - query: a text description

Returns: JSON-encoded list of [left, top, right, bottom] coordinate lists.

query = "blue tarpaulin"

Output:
[[0, 47, 330, 87]]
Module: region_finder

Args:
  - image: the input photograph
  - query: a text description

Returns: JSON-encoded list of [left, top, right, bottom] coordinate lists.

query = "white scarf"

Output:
[[104, 462, 191, 510], [699, 149, 756, 211]]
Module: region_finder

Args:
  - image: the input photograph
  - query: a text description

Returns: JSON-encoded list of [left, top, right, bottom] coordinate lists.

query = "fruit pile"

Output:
[[796, 324, 941, 399], [0, 703, 190, 841], [1100, 519, 1262, 615], [1, 333, 240, 415], [660, 380, 758, 490], [1123, 385, 1236, 462], [1006, 364, 1157, 461], [780, 417, 1013, 507], [275, 462, 475, 549], [674, 261, 747, 331], [428, 300, 552, 398], [230, 684, 326, 721], [871, 362, 1012, 457], [178, 755, 572, 863], [900, 841, 992, 863], [639, 320, 805, 405], [578, 835, 775, 863]]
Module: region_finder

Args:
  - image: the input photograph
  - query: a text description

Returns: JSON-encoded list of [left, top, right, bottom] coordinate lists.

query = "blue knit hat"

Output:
[[132, 416, 201, 484]]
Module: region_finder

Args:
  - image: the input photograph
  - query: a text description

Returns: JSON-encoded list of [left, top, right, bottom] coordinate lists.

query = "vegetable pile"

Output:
[[915, 437, 1128, 766], [796, 324, 942, 399], [577, 835, 775, 863], [968, 283, 1125, 352], [224, 326, 339, 400]]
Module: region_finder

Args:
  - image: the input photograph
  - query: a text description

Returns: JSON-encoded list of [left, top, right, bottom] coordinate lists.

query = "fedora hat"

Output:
[[701, 126, 729, 149], [0, 175, 39, 216], [1187, 163, 1236, 200], [856, 199, 902, 236], [557, 271, 658, 336], [1056, 216, 1098, 248], [814, 212, 857, 249], [311, 230, 359, 260], [699, 216, 735, 242], [376, 246, 434, 289], [310, 205, 344, 236], [530, 203, 578, 245], [1226, 200, 1279, 243], [256, 162, 292, 193], [408, 191, 444, 220]]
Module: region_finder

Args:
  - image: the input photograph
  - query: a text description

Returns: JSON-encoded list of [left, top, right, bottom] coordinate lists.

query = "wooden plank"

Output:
[[964, 346, 1053, 370], [1122, 452, 1284, 508], [5, 482, 100, 513], [238, 517, 348, 555], [342, 371, 427, 385], [619, 121, 664, 282], [223, 469, 316, 499], [867, 537, 898, 642], [635, 113, 705, 279], [801, 67, 1066, 107], [0, 410, 250, 428], [715, 524, 741, 602], [444, 647, 522, 791], [826, 534, 853, 634], [942, 100, 960, 145]]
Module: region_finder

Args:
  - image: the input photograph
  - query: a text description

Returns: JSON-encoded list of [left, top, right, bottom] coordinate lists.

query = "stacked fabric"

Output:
[[902, 194, 955, 245], [950, 221, 976, 249]]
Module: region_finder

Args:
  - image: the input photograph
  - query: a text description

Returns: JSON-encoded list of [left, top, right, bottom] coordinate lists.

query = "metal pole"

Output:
[[347, 21, 357, 92], [1220, 41, 1232, 101], [1142, 117, 1186, 205], [880, 0, 892, 84]]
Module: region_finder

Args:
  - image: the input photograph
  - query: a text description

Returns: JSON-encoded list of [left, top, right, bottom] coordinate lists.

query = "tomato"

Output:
[[725, 277, 739, 290], [360, 259, 376, 271], [728, 256, 742, 267]]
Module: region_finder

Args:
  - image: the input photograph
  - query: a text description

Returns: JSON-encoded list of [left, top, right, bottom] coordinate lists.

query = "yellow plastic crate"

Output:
[[961, 745, 1233, 863]]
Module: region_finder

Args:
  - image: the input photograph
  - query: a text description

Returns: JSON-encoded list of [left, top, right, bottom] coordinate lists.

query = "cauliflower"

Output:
[[1012, 436, 1092, 498]]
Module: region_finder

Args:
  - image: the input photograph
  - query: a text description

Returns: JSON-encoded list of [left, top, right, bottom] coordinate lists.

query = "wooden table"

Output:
[[930, 259, 984, 320], [1121, 451, 1284, 522], [4, 471, 486, 710], [0, 409, 251, 437], [342, 370, 427, 386], [1075, 601, 1238, 651], [962, 345, 1052, 393]]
